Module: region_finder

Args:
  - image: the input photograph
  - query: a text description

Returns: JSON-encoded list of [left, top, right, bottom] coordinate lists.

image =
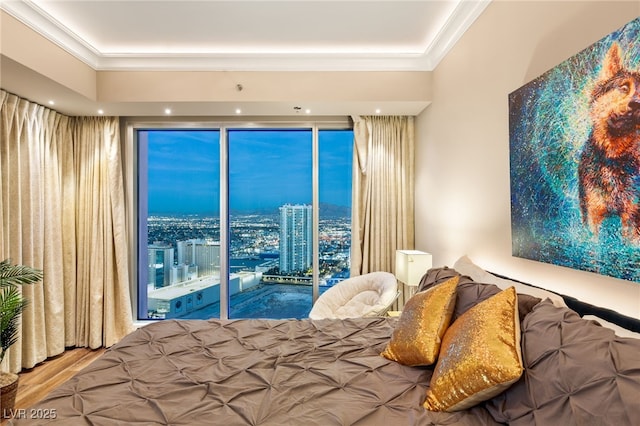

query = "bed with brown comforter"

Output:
[[9, 269, 640, 425]]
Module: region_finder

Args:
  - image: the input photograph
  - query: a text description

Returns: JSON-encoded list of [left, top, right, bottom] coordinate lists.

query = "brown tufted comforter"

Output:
[[9, 317, 498, 425]]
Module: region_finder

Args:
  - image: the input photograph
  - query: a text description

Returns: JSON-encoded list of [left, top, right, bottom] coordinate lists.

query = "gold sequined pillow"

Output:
[[424, 286, 523, 412], [381, 276, 459, 366]]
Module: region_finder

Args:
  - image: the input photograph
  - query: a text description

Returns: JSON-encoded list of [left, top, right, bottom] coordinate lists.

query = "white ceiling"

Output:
[[2, 0, 490, 71], [1, 0, 490, 116]]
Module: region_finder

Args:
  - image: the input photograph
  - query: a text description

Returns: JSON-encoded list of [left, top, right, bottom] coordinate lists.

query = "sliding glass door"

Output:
[[137, 124, 353, 321], [318, 129, 353, 286], [139, 129, 221, 320], [228, 129, 313, 319]]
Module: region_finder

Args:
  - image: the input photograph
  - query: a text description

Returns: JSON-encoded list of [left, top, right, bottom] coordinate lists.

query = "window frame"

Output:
[[124, 118, 352, 322]]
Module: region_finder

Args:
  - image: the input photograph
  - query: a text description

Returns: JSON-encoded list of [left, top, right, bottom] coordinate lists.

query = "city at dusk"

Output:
[[140, 128, 354, 320]]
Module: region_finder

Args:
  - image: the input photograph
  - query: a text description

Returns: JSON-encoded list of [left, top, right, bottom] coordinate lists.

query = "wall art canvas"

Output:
[[509, 17, 640, 282]]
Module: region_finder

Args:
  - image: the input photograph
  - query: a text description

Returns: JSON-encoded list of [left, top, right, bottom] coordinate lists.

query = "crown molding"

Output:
[[1, 0, 490, 71], [1, 0, 102, 68]]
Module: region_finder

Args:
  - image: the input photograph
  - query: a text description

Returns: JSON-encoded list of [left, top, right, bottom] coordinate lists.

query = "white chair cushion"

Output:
[[309, 271, 397, 319]]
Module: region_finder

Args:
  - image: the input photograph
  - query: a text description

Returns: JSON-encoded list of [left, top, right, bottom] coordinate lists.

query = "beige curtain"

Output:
[[0, 90, 134, 373], [350, 115, 415, 309]]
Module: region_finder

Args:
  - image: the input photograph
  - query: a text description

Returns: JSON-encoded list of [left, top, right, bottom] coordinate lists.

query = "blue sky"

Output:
[[144, 128, 353, 215]]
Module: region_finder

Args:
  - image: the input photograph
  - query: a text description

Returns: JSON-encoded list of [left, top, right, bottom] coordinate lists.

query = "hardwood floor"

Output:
[[1, 347, 106, 424]]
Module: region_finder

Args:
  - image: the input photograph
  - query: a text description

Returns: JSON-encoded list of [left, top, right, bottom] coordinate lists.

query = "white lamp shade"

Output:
[[395, 250, 433, 287]]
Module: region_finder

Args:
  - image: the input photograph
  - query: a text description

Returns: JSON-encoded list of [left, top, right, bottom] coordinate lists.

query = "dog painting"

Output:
[[509, 17, 640, 282], [578, 43, 640, 244]]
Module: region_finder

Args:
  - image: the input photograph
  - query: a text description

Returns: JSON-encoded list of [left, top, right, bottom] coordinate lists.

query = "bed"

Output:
[[8, 259, 640, 425]]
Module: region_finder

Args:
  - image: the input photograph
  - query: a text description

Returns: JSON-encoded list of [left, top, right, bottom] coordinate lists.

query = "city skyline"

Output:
[[144, 129, 354, 215], [143, 210, 352, 319]]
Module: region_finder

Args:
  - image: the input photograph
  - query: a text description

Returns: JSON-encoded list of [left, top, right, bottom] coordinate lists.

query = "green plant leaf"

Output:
[[0, 259, 40, 364], [0, 286, 28, 363], [0, 259, 43, 288]]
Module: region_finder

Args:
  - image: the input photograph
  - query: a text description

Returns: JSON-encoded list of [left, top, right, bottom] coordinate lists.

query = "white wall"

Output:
[[415, 1, 640, 318]]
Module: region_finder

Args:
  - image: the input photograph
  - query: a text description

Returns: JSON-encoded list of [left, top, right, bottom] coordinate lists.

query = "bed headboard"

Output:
[[489, 271, 640, 334], [560, 294, 640, 333]]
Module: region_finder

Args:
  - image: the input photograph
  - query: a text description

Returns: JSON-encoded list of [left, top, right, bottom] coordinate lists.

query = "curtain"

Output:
[[350, 115, 415, 309], [0, 90, 134, 373]]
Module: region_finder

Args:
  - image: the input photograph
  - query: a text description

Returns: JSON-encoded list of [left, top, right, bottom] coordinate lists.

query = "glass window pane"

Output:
[[228, 129, 313, 319], [319, 130, 353, 286], [138, 129, 221, 320]]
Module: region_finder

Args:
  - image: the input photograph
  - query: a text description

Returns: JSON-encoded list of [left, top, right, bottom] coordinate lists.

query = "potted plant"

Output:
[[0, 259, 42, 418]]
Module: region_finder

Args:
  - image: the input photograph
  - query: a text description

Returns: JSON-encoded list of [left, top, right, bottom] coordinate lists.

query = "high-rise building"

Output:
[[148, 242, 174, 288], [177, 239, 220, 278], [279, 204, 313, 273]]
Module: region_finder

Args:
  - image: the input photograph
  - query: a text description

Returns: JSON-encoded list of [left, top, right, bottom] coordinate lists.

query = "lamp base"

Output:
[[405, 283, 418, 299]]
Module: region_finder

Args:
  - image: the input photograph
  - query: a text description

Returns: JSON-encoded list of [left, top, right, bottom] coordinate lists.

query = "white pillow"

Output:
[[583, 315, 640, 339], [453, 255, 567, 308]]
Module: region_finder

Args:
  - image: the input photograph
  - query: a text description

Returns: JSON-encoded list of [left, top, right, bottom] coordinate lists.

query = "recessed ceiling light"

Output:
[[48, 100, 55, 105], [97, 109, 104, 115], [164, 108, 172, 115], [305, 109, 311, 114], [375, 108, 381, 114], [235, 108, 242, 114]]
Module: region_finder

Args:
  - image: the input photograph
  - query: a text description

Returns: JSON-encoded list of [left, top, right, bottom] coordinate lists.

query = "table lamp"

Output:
[[395, 250, 433, 298]]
